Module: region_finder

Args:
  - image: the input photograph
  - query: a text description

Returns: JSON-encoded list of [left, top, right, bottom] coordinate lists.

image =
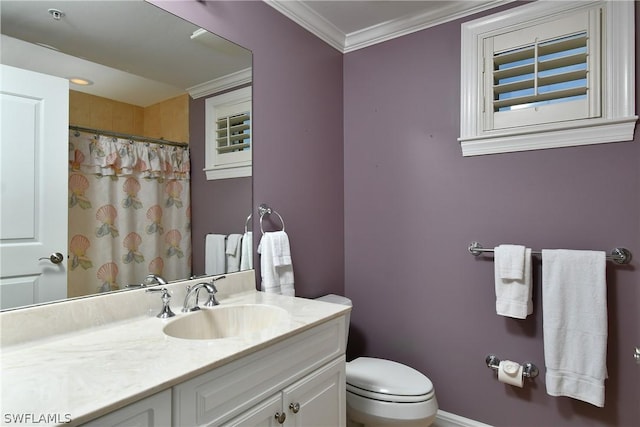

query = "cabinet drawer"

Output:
[[173, 317, 346, 426]]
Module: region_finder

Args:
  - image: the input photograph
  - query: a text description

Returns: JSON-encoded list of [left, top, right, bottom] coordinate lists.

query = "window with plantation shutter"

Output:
[[486, 11, 597, 131], [205, 87, 252, 180], [492, 33, 589, 113], [216, 111, 251, 154], [459, 1, 637, 156]]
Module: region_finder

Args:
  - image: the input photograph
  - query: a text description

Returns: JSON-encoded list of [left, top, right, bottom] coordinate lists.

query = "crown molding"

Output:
[[265, 0, 345, 51], [265, 0, 515, 53], [187, 67, 252, 99], [344, 0, 515, 53]]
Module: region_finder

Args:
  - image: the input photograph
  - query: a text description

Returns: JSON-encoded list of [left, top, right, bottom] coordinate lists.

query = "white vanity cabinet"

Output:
[[1, 273, 351, 427], [223, 357, 345, 426], [80, 389, 171, 427], [172, 316, 347, 427]]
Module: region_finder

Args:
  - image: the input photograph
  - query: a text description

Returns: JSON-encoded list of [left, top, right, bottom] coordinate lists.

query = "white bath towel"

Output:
[[225, 234, 243, 273], [270, 231, 292, 267], [495, 244, 526, 280], [257, 231, 295, 296], [494, 247, 533, 318], [542, 249, 607, 407], [240, 231, 253, 270], [205, 234, 226, 275]]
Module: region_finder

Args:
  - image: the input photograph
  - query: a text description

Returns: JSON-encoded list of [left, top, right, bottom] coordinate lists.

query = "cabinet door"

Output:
[[283, 357, 346, 427], [220, 393, 283, 427], [172, 318, 345, 426], [80, 389, 171, 427]]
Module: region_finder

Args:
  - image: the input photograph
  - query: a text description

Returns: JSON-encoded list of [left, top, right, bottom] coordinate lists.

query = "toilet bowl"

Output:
[[315, 295, 438, 427]]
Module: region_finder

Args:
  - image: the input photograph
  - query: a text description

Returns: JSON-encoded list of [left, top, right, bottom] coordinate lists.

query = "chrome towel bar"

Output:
[[258, 203, 285, 235], [244, 213, 252, 233], [468, 241, 632, 265]]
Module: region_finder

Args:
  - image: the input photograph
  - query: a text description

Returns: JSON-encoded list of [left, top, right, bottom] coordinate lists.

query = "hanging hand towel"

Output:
[[494, 246, 532, 318], [542, 249, 607, 407], [205, 234, 226, 275], [257, 231, 295, 296], [495, 244, 526, 280], [225, 234, 243, 273], [240, 231, 253, 270], [270, 230, 292, 267]]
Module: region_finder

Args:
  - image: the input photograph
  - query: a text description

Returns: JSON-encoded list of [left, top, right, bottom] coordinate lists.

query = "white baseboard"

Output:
[[434, 410, 494, 427]]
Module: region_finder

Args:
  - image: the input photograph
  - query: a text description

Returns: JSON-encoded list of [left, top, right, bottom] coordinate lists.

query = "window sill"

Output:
[[204, 165, 252, 180], [459, 116, 638, 156]]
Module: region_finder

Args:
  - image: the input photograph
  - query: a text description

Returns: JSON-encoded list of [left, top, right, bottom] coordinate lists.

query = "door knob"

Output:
[[634, 347, 640, 365], [39, 252, 64, 264]]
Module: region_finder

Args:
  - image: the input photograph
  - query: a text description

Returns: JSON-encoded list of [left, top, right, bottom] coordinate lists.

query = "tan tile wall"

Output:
[[143, 94, 190, 143], [69, 91, 189, 144]]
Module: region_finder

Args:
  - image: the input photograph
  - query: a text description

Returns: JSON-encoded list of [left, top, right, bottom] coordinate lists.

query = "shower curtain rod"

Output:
[[70, 125, 188, 148]]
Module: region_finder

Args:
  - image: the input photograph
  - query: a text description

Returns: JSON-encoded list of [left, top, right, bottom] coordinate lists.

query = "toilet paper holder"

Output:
[[486, 354, 539, 379]]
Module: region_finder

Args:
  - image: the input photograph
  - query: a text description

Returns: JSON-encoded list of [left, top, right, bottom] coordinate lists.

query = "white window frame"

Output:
[[459, 0, 637, 156], [204, 86, 252, 180]]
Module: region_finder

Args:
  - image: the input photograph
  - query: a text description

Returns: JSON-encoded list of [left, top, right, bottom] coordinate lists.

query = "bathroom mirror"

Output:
[[0, 0, 253, 310]]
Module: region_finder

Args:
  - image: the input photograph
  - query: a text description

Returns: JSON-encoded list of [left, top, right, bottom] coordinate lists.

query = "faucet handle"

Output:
[[203, 290, 220, 307], [146, 287, 175, 318], [203, 277, 223, 307]]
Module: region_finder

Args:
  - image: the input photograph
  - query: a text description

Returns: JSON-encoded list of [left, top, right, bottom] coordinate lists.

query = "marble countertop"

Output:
[[0, 273, 349, 426]]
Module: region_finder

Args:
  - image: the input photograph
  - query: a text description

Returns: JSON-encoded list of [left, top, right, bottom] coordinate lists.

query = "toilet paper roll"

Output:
[[498, 360, 524, 387]]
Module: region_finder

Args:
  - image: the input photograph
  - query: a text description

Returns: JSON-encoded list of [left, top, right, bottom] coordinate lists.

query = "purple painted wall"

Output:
[[155, 1, 638, 425], [154, 1, 345, 296], [343, 6, 639, 427]]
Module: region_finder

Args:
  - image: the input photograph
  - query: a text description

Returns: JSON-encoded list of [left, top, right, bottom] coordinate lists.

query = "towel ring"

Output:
[[244, 213, 252, 233], [258, 204, 285, 234]]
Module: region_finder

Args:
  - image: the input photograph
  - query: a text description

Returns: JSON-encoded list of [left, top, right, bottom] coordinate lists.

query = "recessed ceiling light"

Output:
[[68, 77, 94, 86], [48, 9, 65, 21]]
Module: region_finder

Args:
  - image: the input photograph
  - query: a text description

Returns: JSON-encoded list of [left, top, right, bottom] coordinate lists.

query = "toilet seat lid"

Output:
[[346, 357, 434, 397]]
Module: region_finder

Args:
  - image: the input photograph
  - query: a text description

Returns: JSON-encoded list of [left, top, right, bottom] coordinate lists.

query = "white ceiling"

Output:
[[266, 0, 514, 53], [0, 0, 252, 106]]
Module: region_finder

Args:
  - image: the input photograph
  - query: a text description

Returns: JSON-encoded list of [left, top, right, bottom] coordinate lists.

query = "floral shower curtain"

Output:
[[68, 130, 191, 297]]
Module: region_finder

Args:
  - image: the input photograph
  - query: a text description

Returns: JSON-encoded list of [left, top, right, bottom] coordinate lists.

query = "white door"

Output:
[[0, 64, 69, 310]]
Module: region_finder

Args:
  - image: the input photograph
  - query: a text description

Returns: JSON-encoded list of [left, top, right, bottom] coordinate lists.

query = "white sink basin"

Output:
[[163, 304, 290, 340]]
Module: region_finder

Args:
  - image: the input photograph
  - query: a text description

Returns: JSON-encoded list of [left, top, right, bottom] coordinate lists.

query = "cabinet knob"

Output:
[[274, 412, 286, 424], [289, 402, 300, 414]]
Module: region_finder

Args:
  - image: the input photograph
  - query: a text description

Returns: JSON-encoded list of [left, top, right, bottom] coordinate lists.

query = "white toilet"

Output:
[[315, 294, 438, 427]]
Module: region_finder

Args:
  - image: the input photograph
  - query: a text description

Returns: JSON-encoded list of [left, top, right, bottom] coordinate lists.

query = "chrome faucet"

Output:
[[182, 282, 219, 312], [124, 274, 168, 289], [144, 274, 168, 286]]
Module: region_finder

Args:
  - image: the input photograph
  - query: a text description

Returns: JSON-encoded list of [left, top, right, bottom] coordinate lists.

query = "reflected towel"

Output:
[[225, 234, 243, 273], [205, 234, 226, 275], [240, 231, 253, 270], [542, 249, 607, 407]]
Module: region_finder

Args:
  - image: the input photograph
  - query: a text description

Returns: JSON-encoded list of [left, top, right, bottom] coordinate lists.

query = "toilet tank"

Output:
[[315, 294, 351, 346]]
